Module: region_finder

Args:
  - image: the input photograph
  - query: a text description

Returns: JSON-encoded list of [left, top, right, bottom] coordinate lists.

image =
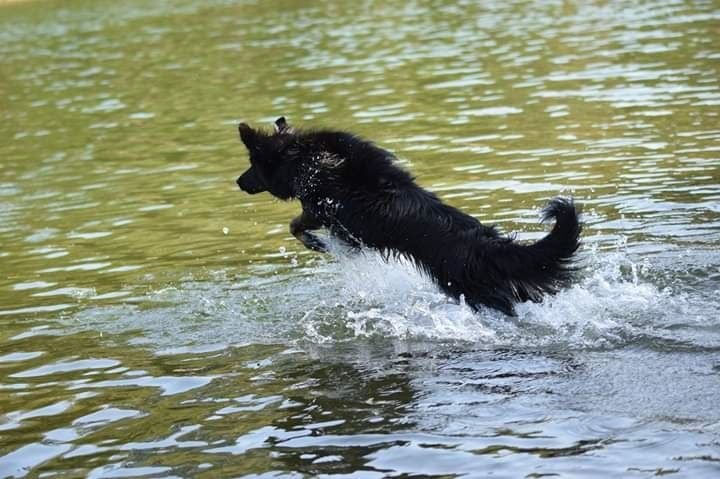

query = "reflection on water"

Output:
[[1, 0, 719, 477], [2, 333, 720, 477]]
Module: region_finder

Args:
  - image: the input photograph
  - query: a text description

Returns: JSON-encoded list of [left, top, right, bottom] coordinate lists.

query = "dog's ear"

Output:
[[238, 123, 257, 148], [273, 116, 294, 135]]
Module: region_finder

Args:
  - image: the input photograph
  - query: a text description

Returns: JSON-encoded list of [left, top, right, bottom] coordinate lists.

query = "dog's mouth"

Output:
[[237, 171, 266, 195]]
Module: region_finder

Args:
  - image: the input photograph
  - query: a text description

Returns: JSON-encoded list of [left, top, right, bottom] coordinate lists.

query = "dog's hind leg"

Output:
[[290, 211, 328, 253]]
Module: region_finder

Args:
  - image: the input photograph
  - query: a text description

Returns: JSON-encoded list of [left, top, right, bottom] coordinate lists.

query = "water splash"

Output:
[[297, 237, 718, 350], [67, 237, 718, 352]]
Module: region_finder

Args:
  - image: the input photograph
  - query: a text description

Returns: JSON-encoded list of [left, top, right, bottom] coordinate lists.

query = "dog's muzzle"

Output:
[[237, 169, 266, 194]]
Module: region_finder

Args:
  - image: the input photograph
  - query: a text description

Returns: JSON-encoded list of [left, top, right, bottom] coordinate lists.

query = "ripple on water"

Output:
[[1, 0, 720, 477]]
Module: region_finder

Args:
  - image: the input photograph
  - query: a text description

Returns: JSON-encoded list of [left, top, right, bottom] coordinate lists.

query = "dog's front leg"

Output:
[[290, 211, 328, 253]]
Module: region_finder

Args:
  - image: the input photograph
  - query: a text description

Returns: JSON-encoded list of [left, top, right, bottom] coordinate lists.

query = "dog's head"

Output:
[[236, 117, 297, 200]]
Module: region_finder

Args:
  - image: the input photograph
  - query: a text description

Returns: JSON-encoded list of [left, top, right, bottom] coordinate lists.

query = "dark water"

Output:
[[1, 0, 719, 477]]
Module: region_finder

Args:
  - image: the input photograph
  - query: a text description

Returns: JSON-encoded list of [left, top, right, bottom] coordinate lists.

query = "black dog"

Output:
[[237, 117, 581, 316]]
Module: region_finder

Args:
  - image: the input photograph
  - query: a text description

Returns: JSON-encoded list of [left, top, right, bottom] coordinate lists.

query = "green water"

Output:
[[1, 0, 719, 477]]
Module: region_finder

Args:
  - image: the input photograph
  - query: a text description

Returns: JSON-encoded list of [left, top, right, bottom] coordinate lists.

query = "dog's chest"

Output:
[[295, 155, 346, 221], [302, 195, 341, 225]]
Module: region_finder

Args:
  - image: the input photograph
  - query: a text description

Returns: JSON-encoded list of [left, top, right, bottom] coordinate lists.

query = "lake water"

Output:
[[1, 0, 719, 477]]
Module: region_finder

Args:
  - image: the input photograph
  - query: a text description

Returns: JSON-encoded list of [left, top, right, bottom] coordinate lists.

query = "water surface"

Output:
[[1, 0, 719, 477]]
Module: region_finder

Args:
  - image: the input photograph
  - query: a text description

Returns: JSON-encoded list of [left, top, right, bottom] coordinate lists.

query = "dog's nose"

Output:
[[236, 176, 242, 186]]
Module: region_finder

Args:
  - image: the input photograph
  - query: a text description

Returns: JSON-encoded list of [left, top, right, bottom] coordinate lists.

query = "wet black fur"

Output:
[[236, 117, 582, 316]]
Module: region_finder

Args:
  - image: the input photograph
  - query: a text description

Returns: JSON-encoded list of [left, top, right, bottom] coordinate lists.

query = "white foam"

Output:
[[67, 238, 719, 351], [297, 238, 716, 349], [299, 246, 501, 344]]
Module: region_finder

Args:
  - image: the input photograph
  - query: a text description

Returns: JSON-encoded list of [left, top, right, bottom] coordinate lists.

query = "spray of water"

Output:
[[70, 237, 718, 351], [296, 237, 717, 349]]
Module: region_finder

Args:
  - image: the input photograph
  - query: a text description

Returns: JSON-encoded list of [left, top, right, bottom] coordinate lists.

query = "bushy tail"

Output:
[[469, 197, 582, 315], [532, 196, 582, 276]]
